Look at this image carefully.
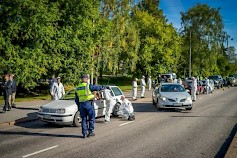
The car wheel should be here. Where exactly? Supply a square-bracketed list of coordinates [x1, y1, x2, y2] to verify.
[73, 111, 81, 127]
[112, 103, 120, 117]
[186, 106, 192, 110]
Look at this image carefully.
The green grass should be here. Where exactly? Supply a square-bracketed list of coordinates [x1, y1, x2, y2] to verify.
[0, 95, 51, 105]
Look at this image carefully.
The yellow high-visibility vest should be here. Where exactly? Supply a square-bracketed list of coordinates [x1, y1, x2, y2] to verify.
[76, 83, 94, 102]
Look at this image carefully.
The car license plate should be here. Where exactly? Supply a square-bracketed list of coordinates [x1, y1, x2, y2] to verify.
[43, 115, 51, 119]
[173, 103, 182, 106]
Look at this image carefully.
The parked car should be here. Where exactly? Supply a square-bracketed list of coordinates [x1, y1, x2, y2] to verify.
[38, 85, 124, 126]
[227, 77, 237, 86]
[201, 80, 214, 93]
[152, 83, 192, 110]
[197, 81, 205, 95]
[208, 75, 224, 89]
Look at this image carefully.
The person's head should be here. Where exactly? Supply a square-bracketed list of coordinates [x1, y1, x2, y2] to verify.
[9, 74, 14, 81]
[81, 74, 89, 83]
[134, 78, 138, 81]
[142, 75, 145, 79]
[57, 77, 61, 83]
[121, 95, 125, 101]
[4, 74, 9, 80]
[192, 77, 195, 80]
[52, 74, 55, 78]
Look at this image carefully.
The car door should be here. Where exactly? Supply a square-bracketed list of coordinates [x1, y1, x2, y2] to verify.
[93, 91, 106, 117]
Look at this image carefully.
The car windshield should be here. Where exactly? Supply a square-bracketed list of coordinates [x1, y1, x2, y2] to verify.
[160, 84, 185, 92]
[111, 87, 123, 96]
[60, 89, 76, 100]
[161, 75, 171, 79]
[208, 76, 219, 80]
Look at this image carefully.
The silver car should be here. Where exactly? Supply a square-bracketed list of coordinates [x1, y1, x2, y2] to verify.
[152, 83, 193, 110]
[38, 85, 124, 126]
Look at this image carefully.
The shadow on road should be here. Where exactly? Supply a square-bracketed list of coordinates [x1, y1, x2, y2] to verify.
[15, 107, 39, 110]
[215, 123, 237, 158]
[0, 130, 82, 138]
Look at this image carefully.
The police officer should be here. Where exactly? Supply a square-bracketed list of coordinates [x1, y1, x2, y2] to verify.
[75, 75, 104, 138]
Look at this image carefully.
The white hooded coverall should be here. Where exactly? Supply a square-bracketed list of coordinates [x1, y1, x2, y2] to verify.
[140, 78, 146, 97]
[103, 89, 115, 122]
[132, 80, 138, 100]
[50, 82, 65, 100]
[148, 77, 152, 91]
[120, 98, 134, 119]
[191, 79, 197, 101]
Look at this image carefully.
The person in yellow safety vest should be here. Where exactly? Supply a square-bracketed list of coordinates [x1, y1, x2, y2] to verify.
[75, 75, 105, 138]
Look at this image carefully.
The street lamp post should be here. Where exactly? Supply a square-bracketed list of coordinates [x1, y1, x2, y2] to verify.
[189, 30, 192, 78]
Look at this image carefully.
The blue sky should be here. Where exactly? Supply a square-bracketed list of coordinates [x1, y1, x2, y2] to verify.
[159, 0, 237, 52]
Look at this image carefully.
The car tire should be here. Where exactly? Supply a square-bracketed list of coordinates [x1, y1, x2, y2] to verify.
[186, 107, 192, 110]
[73, 111, 81, 127]
[112, 103, 120, 117]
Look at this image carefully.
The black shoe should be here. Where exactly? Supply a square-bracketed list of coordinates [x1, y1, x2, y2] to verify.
[192, 100, 196, 102]
[12, 104, 16, 108]
[2, 109, 6, 113]
[87, 132, 95, 137]
[7, 107, 11, 111]
[141, 97, 145, 98]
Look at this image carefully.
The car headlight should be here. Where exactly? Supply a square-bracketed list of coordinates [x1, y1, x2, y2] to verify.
[186, 97, 192, 101]
[160, 96, 167, 101]
[56, 109, 66, 114]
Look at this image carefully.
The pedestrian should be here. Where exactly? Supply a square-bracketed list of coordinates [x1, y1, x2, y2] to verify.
[132, 78, 138, 100]
[178, 78, 182, 85]
[140, 75, 146, 98]
[50, 77, 65, 100]
[147, 76, 152, 91]
[205, 78, 210, 94]
[103, 87, 115, 123]
[75, 74, 105, 138]
[9, 74, 17, 108]
[1, 74, 11, 112]
[119, 96, 135, 121]
[49, 74, 57, 99]
[191, 77, 197, 101]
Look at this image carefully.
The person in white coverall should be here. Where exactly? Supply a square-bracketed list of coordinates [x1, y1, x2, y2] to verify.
[132, 78, 138, 100]
[120, 96, 135, 121]
[103, 88, 116, 123]
[50, 77, 65, 100]
[205, 78, 210, 94]
[191, 77, 197, 101]
[147, 76, 152, 91]
[140, 76, 146, 98]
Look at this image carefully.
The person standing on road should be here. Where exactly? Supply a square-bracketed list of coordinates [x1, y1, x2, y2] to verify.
[103, 88, 115, 123]
[132, 78, 138, 100]
[140, 75, 146, 98]
[205, 78, 210, 94]
[119, 96, 135, 121]
[147, 76, 152, 91]
[9, 74, 17, 108]
[50, 77, 65, 100]
[191, 77, 197, 101]
[1, 74, 11, 112]
[49, 74, 57, 99]
[75, 75, 105, 138]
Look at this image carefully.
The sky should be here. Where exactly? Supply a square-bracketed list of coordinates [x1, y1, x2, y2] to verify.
[159, 0, 237, 53]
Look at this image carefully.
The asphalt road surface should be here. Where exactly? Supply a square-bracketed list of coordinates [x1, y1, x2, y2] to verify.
[0, 88, 237, 158]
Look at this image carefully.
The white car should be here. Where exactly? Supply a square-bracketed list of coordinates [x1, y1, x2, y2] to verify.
[152, 83, 193, 110]
[38, 85, 124, 126]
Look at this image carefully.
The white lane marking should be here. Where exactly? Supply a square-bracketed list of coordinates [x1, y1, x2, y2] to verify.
[22, 145, 58, 158]
[119, 121, 134, 127]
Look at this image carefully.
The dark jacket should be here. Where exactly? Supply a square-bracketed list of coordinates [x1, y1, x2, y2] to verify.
[1, 80, 12, 96]
[10, 79, 17, 93]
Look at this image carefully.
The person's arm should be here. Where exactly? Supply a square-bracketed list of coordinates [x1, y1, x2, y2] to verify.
[89, 84, 104, 92]
[75, 92, 80, 106]
[62, 84, 65, 95]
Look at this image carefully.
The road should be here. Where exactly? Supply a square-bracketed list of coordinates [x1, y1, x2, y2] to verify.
[0, 88, 237, 158]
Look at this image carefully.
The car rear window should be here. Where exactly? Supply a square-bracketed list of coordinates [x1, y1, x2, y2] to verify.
[111, 87, 123, 96]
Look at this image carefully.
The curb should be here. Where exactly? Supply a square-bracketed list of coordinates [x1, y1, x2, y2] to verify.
[0, 117, 38, 128]
[225, 132, 237, 158]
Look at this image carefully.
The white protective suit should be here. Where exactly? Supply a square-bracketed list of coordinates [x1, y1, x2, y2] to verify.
[120, 98, 134, 119]
[147, 77, 152, 91]
[132, 80, 138, 100]
[191, 78, 197, 101]
[206, 79, 210, 94]
[50, 82, 65, 100]
[140, 77, 146, 98]
[103, 89, 115, 122]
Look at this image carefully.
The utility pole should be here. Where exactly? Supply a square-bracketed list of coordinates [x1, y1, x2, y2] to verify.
[189, 30, 192, 78]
